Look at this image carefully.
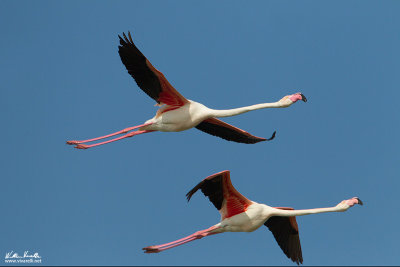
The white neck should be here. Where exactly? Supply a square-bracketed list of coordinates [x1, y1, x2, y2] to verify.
[269, 205, 346, 217]
[209, 102, 283, 118]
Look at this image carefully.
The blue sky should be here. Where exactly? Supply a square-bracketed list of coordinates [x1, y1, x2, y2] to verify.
[1, 0, 399, 265]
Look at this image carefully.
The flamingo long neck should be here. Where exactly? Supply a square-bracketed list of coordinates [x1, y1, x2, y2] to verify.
[209, 102, 282, 118]
[272, 206, 344, 217]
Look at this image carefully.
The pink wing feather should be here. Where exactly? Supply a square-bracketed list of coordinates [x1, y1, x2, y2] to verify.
[186, 170, 253, 220]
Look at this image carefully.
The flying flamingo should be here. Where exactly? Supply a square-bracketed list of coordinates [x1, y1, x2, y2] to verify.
[142, 170, 363, 265]
[66, 32, 307, 149]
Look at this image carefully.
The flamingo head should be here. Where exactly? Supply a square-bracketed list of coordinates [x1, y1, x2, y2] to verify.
[289, 92, 307, 103]
[336, 197, 363, 211]
[279, 92, 307, 107]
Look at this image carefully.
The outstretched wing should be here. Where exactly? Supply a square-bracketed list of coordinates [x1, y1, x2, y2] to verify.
[264, 208, 303, 265]
[118, 32, 188, 106]
[186, 170, 253, 220]
[195, 118, 275, 144]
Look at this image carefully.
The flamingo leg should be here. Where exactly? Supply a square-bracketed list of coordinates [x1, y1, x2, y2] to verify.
[74, 130, 155, 149]
[144, 236, 199, 253]
[143, 226, 220, 253]
[66, 123, 153, 145]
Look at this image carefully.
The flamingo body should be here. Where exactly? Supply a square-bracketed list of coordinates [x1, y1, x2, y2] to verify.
[143, 170, 363, 265]
[66, 32, 305, 149]
[141, 100, 211, 132]
[216, 202, 273, 232]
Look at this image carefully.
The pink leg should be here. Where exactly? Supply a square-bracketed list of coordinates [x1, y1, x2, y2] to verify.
[143, 226, 220, 253]
[66, 123, 153, 145]
[144, 236, 199, 253]
[75, 130, 155, 149]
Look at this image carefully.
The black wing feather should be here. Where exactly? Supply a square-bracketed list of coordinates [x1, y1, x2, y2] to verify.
[118, 32, 162, 103]
[186, 174, 224, 210]
[195, 120, 275, 144]
[265, 216, 303, 265]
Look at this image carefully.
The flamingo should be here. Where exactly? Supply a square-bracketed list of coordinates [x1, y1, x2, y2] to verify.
[66, 32, 307, 149]
[142, 170, 363, 265]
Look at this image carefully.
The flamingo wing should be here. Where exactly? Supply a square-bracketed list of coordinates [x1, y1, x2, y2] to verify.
[195, 118, 275, 144]
[264, 207, 303, 265]
[118, 32, 188, 106]
[186, 170, 253, 220]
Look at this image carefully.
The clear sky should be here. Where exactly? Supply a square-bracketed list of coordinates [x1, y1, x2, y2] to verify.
[1, 0, 399, 266]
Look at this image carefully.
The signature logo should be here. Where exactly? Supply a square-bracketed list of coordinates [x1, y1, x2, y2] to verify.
[4, 251, 42, 264]
[5, 251, 41, 259]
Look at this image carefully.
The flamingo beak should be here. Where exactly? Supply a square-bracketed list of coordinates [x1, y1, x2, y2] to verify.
[300, 93, 307, 103]
[355, 197, 363, 206]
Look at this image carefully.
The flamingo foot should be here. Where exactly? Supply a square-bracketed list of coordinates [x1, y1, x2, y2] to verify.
[66, 140, 79, 145]
[142, 246, 161, 253]
[75, 144, 90, 149]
